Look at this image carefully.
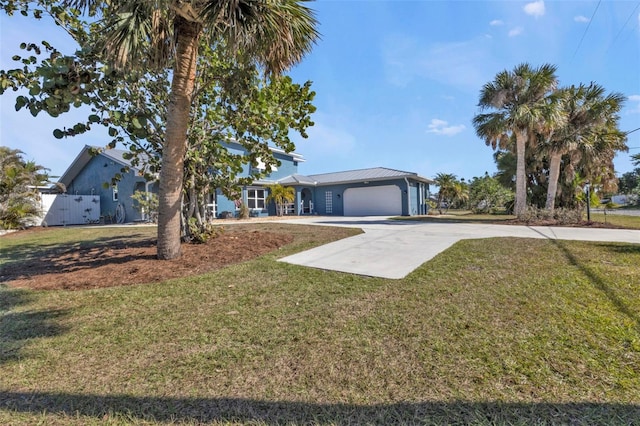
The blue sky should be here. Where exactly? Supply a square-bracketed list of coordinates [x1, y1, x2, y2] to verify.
[1, 0, 639, 181]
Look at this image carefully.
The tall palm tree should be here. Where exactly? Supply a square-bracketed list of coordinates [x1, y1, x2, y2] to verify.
[540, 83, 626, 210]
[63, 0, 319, 259]
[473, 63, 559, 217]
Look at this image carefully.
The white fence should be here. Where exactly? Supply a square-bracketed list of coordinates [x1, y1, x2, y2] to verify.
[40, 194, 101, 226]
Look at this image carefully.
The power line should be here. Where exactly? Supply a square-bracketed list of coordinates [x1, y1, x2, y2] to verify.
[606, 1, 640, 53]
[571, 0, 602, 61]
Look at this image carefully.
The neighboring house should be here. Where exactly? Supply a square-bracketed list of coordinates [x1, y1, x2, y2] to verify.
[55, 144, 432, 223]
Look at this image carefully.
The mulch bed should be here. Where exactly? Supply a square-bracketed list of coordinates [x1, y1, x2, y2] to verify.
[2, 229, 292, 291]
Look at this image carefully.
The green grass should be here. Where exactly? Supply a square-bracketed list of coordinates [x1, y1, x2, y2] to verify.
[396, 209, 640, 229]
[1, 225, 640, 425]
[589, 213, 640, 229]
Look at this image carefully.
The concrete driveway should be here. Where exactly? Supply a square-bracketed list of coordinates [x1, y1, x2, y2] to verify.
[277, 216, 640, 279]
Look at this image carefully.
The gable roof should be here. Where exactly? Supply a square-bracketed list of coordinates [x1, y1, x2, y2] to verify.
[57, 145, 148, 188]
[307, 167, 434, 186]
[276, 173, 318, 185]
[59, 143, 305, 188]
[276, 167, 433, 186]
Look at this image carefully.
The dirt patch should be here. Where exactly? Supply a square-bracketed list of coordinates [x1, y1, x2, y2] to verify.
[2, 229, 293, 291]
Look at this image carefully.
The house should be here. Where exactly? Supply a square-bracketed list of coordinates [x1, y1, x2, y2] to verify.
[55, 144, 432, 223]
[276, 168, 432, 216]
[56, 146, 158, 223]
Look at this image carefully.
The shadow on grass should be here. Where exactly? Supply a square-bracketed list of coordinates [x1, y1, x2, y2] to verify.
[0, 286, 70, 364]
[0, 234, 155, 283]
[0, 392, 638, 424]
[527, 231, 640, 332]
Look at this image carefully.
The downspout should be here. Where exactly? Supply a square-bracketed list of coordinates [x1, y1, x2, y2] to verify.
[404, 177, 411, 216]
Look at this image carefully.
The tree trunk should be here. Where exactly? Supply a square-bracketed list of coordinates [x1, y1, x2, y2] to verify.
[514, 130, 528, 217]
[157, 16, 202, 260]
[545, 152, 562, 211]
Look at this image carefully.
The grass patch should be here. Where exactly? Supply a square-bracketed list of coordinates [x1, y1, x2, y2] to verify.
[396, 209, 640, 229]
[589, 213, 640, 229]
[1, 225, 639, 424]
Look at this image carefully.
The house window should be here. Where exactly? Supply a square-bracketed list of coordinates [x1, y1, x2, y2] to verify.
[112, 184, 118, 202]
[247, 188, 265, 209]
[325, 191, 333, 214]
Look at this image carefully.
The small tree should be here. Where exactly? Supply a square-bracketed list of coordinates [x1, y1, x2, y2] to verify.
[131, 190, 159, 223]
[468, 173, 514, 214]
[434, 173, 467, 214]
[266, 184, 295, 216]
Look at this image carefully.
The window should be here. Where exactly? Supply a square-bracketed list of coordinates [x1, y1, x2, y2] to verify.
[325, 191, 333, 214]
[206, 193, 217, 220]
[247, 188, 265, 209]
[112, 184, 118, 202]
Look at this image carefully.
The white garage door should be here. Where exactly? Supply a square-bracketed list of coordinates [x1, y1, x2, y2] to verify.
[344, 185, 402, 216]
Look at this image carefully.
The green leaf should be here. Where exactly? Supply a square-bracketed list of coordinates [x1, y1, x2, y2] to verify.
[53, 129, 64, 139]
[108, 127, 118, 137]
[88, 114, 100, 123]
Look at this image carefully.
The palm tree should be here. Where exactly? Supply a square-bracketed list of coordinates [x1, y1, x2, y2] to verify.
[451, 180, 469, 209]
[540, 83, 626, 210]
[0, 147, 50, 229]
[433, 173, 457, 213]
[266, 184, 295, 216]
[473, 63, 559, 217]
[63, 0, 319, 259]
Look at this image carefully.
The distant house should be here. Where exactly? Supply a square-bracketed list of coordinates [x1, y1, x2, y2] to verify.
[55, 144, 432, 223]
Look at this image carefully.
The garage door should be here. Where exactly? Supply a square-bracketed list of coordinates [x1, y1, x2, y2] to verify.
[344, 185, 402, 216]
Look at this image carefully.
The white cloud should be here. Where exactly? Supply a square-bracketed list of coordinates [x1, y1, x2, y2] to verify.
[490, 19, 504, 26]
[574, 15, 589, 23]
[524, 0, 545, 18]
[508, 27, 524, 37]
[426, 119, 466, 136]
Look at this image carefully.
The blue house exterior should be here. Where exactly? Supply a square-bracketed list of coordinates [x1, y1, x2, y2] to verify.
[277, 168, 432, 217]
[58, 145, 432, 223]
[58, 146, 158, 223]
[213, 142, 305, 218]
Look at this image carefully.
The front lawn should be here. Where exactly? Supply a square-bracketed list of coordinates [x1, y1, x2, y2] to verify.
[1, 224, 639, 425]
[401, 209, 640, 229]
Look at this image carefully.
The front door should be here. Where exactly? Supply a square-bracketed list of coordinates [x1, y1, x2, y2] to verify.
[301, 188, 313, 214]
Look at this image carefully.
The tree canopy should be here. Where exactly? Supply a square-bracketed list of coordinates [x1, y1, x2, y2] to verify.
[475, 63, 627, 214]
[1, 0, 319, 257]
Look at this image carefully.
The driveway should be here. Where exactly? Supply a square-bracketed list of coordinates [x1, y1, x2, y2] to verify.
[277, 216, 640, 279]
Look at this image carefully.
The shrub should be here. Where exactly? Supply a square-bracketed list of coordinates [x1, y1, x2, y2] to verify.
[187, 218, 223, 244]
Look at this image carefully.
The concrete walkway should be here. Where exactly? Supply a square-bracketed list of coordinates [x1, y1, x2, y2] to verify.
[277, 217, 640, 279]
